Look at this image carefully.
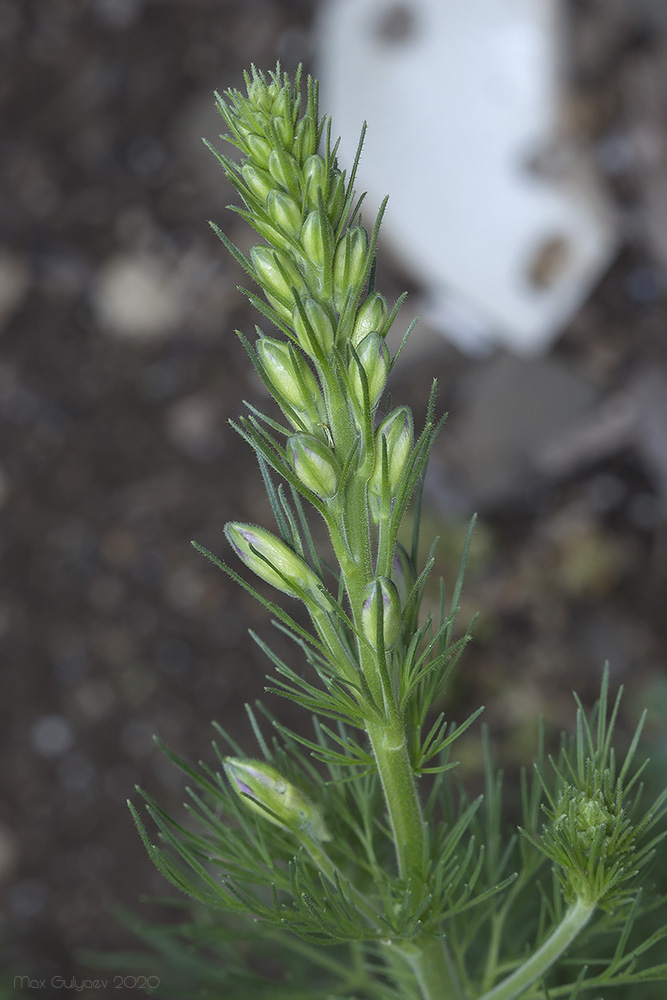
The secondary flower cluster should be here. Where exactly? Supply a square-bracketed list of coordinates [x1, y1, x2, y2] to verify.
[213, 67, 419, 649]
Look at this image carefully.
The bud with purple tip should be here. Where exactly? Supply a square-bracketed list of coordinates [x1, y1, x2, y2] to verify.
[224, 757, 331, 842]
[361, 576, 401, 649]
[225, 522, 330, 610]
[287, 433, 340, 499]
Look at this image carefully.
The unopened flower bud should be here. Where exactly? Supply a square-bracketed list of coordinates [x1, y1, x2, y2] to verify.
[271, 87, 290, 120]
[293, 298, 335, 356]
[369, 407, 414, 503]
[352, 293, 389, 346]
[245, 133, 272, 169]
[267, 190, 302, 238]
[294, 117, 317, 161]
[225, 522, 330, 609]
[287, 433, 339, 498]
[333, 226, 368, 311]
[242, 163, 274, 204]
[268, 147, 300, 198]
[224, 757, 331, 842]
[303, 154, 327, 211]
[348, 332, 390, 409]
[361, 576, 401, 649]
[392, 542, 415, 607]
[247, 73, 273, 112]
[301, 211, 327, 270]
[250, 246, 305, 309]
[273, 114, 293, 149]
[255, 337, 321, 414]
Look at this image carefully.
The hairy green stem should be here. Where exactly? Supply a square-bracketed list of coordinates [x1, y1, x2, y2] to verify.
[366, 719, 424, 878]
[478, 897, 595, 1000]
[366, 718, 463, 999]
[395, 936, 465, 1000]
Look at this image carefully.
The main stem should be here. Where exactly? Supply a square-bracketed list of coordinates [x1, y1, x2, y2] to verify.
[327, 367, 463, 1000]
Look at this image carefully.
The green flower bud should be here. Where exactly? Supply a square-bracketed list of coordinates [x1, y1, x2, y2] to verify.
[250, 245, 305, 309]
[294, 116, 317, 162]
[225, 522, 330, 609]
[303, 154, 327, 211]
[301, 211, 327, 270]
[245, 133, 272, 169]
[271, 87, 290, 120]
[555, 789, 617, 857]
[327, 169, 345, 226]
[293, 298, 335, 356]
[392, 542, 415, 607]
[348, 332, 390, 409]
[224, 757, 331, 842]
[273, 114, 293, 149]
[247, 73, 273, 112]
[361, 576, 401, 649]
[242, 163, 274, 204]
[369, 407, 414, 503]
[287, 432, 340, 498]
[267, 190, 302, 238]
[333, 226, 368, 311]
[255, 337, 321, 415]
[352, 292, 389, 345]
[268, 147, 300, 198]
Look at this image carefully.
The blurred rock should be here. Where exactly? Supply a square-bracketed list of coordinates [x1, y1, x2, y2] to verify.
[29, 715, 75, 759]
[164, 391, 225, 461]
[450, 355, 597, 503]
[91, 254, 184, 340]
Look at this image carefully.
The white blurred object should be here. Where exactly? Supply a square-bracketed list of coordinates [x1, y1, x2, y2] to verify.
[317, 0, 618, 354]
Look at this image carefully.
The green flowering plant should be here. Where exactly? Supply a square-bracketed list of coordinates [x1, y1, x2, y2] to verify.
[128, 66, 667, 999]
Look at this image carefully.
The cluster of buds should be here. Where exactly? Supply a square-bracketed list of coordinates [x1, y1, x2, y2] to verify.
[214, 66, 396, 420]
[214, 67, 423, 653]
[535, 772, 639, 910]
